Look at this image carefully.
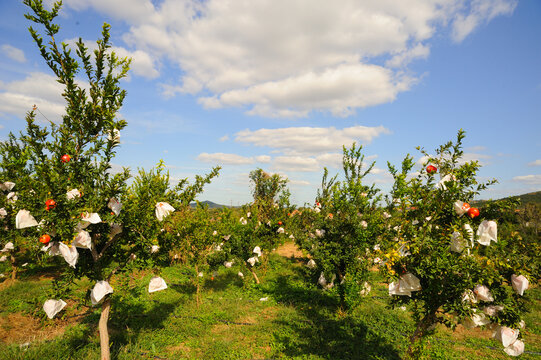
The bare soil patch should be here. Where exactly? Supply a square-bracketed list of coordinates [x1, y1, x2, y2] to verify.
[0, 313, 71, 345]
[0, 278, 16, 291]
[0, 297, 88, 345]
[274, 242, 306, 258]
[444, 323, 494, 341]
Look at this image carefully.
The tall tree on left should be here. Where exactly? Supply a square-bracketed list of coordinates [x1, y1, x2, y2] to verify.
[1, 1, 132, 358]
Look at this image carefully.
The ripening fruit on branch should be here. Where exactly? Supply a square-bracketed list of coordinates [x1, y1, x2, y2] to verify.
[61, 154, 71, 163]
[39, 234, 51, 244]
[45, 199, 56, 211]
[468, 207, 480, 219]
[426, 165, 437, 174]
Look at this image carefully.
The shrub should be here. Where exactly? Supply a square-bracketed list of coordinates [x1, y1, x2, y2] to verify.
[383, 130, 530, 357]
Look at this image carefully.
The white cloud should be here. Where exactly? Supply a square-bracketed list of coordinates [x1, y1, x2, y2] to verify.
[512, 174, 541, 185]
[63, 0, 157, 23]
[367, 170, 395, 184]
[2, 44, 26, 63]
[196, 152, 272, 165]
[272, 156, 320, 172]
[315, 153, 343, 169]
[528, 159, 541, 167]
[219, 135, 229, 142]
[416, 152, 491, 166]
[198, 64, 414, 118]
[255, 155, 271, 163]
[386, 43, 430, 68]
[417, 155, 432, 166]
[235, 125, 390, 156]
[270, 153, 379, 173]
[65, 38, 160, 79]
[408, 171, 422, 179]
[197, 152, 254, 165]
[0, 72, 65, 121]
[459, 152, 492, 165]
[370, 167, 386, 175]
[231, 125, 385, 173]
[68, 0, 517, 118]
[451, 0, 517, 42]
[110, 47, 160, 79]
[107, 163, 133, 176]
[289, 179, 311, 186]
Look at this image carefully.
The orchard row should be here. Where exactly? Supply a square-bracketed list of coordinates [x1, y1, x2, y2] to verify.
[0, 1, 537, 358]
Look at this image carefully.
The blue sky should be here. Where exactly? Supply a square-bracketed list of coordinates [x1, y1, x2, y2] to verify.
[1, 0, 540, 206]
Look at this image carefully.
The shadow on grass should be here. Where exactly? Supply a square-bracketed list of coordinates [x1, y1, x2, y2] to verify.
[56, 282, 187, 360]
[111, 303, 178, 359]
[15, 260, 64, 282]
[165, 266, 244, 295]
[168, 281, 197, 295]
[203, 271, 244, 292]
[265, 271, 402, 360]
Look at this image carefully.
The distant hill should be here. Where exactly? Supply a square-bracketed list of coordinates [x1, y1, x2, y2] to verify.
[189, 200, 229, 209]
[190, 192, 541, 210]
[473, 190, 541, 208]
[513, 191, 541, 206]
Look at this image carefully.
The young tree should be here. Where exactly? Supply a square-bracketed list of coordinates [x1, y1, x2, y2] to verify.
[383, 130, 530, 357]
[0, 135, 33, 281]
[122, 162, 220, 306]
[122, 161, 220, 265]
[4, 1, 132, 358]
[514, 203, 541, 278]
[481, 199, 541, 284]
[210, 205, 287, 285]
[249, 168, 291, 221]
[292, 143, 384, 309]
[207, 170, 291, 285]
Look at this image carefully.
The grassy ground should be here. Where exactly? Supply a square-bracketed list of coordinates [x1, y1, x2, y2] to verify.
[0, 249, 539, 359]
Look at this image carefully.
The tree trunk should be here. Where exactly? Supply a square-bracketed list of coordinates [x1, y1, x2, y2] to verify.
[406, 310, 437, 359]
[99, 297, 112, 360]
[338, 284, 346, 310]
[250, 268, 260, 284]
[337, 270, 345, 309]
[10, 255, 16, 281]
[195, 265, 201, 307]
[196, 280, 201, 307]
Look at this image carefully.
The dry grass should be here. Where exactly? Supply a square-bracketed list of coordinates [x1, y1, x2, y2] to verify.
[0, 313, 73, 345]
[274, 241, 306, 258]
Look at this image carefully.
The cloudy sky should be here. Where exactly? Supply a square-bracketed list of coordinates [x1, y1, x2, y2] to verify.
[0, 0, 539, 206]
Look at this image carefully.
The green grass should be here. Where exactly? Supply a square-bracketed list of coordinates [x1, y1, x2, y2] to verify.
[0, 254, 539, 359]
